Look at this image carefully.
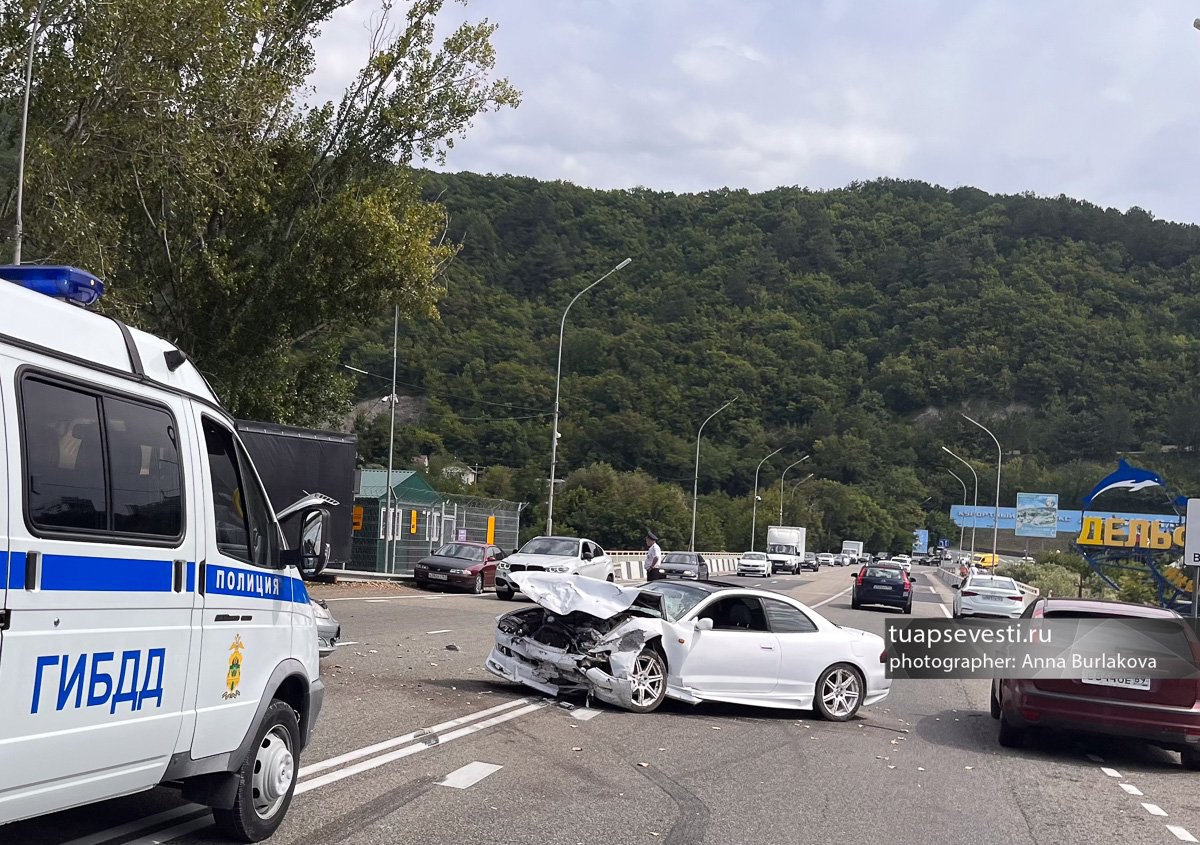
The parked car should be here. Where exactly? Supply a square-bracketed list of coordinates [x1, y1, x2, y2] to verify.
[851, 563, 913, 613]
[802, 552, 819, 572]
[651, 551, 710, 581]
[737, 551, 771, 577]
[485, 573, 891, 718]
[951, 574, 1025, 619]
[991, 597, 1200, 768]
[816, 553, 836, 568]
[415, 541, 506, 594]
[495, 536, 615, 600]
[312, 598, 340, 658]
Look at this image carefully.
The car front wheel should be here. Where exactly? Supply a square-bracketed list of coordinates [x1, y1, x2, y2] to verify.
[212, 699, 300, 842]
[472, 574, 484, 594]
[997, 709, 1026, 748]
[626, 647, 668, 714]
[496, 585, 514, 601]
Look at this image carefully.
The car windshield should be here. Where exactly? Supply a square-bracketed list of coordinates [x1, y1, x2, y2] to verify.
[969, 576, 1018, 591]
[640, 581, 708, 622]
[434, 543, 484, 562]
[768, 544, 795, 554]
[662, 553, 696, 565]
[742, 552, 766, 560]
[519, 537, 579, 556]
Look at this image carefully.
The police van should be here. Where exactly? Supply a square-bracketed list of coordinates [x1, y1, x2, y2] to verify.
[0, 266, 330, 841]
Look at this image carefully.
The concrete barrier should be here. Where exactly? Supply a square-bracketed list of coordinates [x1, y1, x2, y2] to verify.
[608, 550, 741, 582]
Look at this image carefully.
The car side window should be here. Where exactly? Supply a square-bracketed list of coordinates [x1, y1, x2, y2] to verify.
[763, 599, 818, 634]
[203, 417, 275, 567]
[594, 544, 606, 557]
[699, 597, 770, 631]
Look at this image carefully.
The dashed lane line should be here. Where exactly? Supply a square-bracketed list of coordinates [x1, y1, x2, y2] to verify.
[812, 588, 850, 609]
[1119, 783, 1144, 796]
[1100, 767, 1122, 778]
[1168, 826, 1199, 843]
[1092, 760, 1194, 842]
[1142, 803, 1168, 817]
[437, 761, 503, 789]
[938, 604, 952, 618]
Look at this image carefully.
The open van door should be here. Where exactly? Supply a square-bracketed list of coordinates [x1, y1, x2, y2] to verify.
[0, 376, 9, 645]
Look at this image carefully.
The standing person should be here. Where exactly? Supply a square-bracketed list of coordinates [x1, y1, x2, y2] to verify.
[645, 530, 662, 580]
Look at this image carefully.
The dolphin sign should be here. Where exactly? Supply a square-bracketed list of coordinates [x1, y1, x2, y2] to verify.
[1082, 459, 1166, 508]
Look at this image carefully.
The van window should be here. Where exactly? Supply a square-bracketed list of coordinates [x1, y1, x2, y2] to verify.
[203, 417, 274, 566]
[22, 377, 183, 539]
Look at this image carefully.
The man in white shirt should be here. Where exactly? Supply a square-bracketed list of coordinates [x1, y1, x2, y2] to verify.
[645, 530, 662, 579]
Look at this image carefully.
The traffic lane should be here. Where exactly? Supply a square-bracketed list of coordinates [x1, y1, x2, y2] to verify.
[818, 591, 1192, 843]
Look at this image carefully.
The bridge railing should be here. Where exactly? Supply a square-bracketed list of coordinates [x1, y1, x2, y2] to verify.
[607, 551, 742, 581]
[936, 560, 1040, 603]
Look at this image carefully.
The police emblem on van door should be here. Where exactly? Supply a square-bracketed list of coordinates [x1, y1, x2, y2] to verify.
[223, 635, 244, 700]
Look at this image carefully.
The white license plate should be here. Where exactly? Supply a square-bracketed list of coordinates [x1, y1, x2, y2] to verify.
[1081, 673, 1151, 691]
[428, 573, 448, 581]
[876, 585, 895, 590]
[981, 595, 1004, 602]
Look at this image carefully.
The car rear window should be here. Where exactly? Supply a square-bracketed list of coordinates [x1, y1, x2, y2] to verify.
[866, 567, 902, 579]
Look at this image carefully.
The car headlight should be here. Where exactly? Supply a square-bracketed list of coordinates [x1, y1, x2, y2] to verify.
[450, 568, 468, 575]
[548, 565, 570, 573]
[497, 562, 510, 570]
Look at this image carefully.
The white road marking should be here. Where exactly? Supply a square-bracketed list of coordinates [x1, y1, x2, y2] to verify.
[1086, 753, 1104, 762]
[426, 629, 452, 634]
[438, 761, 503, 789]
[324, 594, 446, 602]
[364, 599, 391, 603]
[813, 588, 850, 608]
[571, 708, 602, 721]
[299, 697, 531, 777]
[927, 586, 937, 594]
[296, 702, 543, 794]
[938, 604, 952, 618]
[57, 807, 201, 845]
[1101, 767, 1123, 778]
[336, 641, 359, 648]
[1119, 783, 1144, 796]
[1143, 803, 1168, 817]
[1168, 826, 1199, 842]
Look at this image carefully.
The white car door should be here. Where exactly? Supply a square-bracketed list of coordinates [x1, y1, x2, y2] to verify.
[592, 543, 612, 580]
[677, 596, 780, 695]
[761, 597, 828, 704]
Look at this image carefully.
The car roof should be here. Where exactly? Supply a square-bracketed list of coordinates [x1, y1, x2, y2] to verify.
[1038, 597, 1179, 618]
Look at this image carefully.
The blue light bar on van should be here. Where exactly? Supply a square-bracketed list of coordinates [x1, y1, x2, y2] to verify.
[0, 264, 105, 306]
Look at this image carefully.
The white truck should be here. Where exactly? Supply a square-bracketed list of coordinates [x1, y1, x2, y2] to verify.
[766, 526, 806, 574]
[841, 540, 864, 566]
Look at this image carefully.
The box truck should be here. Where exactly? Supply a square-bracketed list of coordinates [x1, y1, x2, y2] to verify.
[766, 526, 806, 574]
[841, 540, 864, 565]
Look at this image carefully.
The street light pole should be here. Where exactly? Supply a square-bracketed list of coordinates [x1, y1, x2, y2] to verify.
[691, 397, 738, 551]
[14, 0, 50, 264]
[942, 446, 979, 556]
[789, 473, 815, 504]
[749, 447, 784, 552]
[779, 455, 810, 524]
[963, 413, 1003, 564]
[946, 469, 968, 552]
[385, 305, 399, 573]
[546, 258, 632, 535]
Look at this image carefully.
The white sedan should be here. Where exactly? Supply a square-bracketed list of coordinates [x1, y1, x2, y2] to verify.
[485, 572, 891, 720]
[952, 574, 1027, 619]
[494, 536, 615, 600]
[737, 551, 771, 577]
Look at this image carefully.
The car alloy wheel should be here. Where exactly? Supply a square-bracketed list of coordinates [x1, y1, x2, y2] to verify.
[816, 664, 862, 721]
[473, 574, 484, 594]
[626, 648, 668, 713]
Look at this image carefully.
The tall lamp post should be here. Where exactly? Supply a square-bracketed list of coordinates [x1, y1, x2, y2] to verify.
[749, 447, 784, 552]
[962, 413, 1003, 565]
[789, 473, 815, 504]
[942, 446, 979, 556]
[946, 468, 968, 552]
[691, 397, 738, 551]
[13, 0, 52, 264]
[779, 455, 810, 524]
[545, 258, 632, 535]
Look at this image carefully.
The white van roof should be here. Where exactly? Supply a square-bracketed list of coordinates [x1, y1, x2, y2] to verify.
[0, 274, 221, 406]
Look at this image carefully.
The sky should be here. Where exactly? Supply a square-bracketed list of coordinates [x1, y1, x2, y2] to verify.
[309, 0, 1200, 225]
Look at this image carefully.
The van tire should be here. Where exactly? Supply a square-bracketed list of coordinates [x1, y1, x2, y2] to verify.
[212, 699, 300, 842]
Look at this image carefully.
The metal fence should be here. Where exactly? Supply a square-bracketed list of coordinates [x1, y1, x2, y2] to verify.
[347, 492, 524, 576]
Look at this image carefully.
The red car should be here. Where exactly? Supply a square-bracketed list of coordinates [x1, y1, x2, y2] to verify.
[414, 541, 506, 594]
[990, 597, 1200, 769]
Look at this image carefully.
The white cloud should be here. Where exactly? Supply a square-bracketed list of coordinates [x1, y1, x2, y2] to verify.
[308, 0, 1200, 224]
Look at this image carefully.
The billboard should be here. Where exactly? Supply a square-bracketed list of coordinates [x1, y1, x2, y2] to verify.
[1015, 492, 1059, 539]
[912, 529, 929, 555]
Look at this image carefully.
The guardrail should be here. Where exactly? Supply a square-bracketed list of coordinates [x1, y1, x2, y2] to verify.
[936, 561, 1040, 603]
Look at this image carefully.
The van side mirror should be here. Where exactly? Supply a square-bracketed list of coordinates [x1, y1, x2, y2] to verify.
[694, 618, 714, 631]
[281, 507, 330, 579]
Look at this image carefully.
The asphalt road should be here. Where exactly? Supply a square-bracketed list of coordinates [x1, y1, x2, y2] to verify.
[8, 565, 1200, 845]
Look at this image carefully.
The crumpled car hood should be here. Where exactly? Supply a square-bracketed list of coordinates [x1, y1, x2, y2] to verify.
[509, 571, 657, 618]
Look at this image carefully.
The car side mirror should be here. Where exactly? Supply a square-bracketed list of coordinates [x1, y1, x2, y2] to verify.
[281, 507, 330, 579]
[851, 572, 858, 579]
[582, 551, 593, 561]
[694, 618, 714, 631]
[951, 583, 960, 590]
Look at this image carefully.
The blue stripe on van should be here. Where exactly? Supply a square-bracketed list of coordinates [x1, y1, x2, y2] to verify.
[0, 553, 307, 603]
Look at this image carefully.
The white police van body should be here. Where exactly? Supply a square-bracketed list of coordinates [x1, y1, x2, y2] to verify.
[0, 266, 329, 841]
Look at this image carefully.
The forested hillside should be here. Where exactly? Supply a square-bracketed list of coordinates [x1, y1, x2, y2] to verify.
[345, 174, 1200, 552]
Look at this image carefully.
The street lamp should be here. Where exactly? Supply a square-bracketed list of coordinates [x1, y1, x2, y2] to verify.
[546, 258, 632, 535]
[749, 447, 784, 552]
[962, 413, 1003, 565]
[13, 0, 54, 264]
[789, 473, 815, 504]
[691, 396, 738, 551]
[779, 455, 810, 524]
[946, 468, 967, 552]
[942, 446, 979, 555]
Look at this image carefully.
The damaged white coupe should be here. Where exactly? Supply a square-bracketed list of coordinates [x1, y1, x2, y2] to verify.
[485, 572, 891, 719]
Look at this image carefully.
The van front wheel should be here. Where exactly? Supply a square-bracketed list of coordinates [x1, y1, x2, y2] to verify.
[212, 699, 300, 842]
